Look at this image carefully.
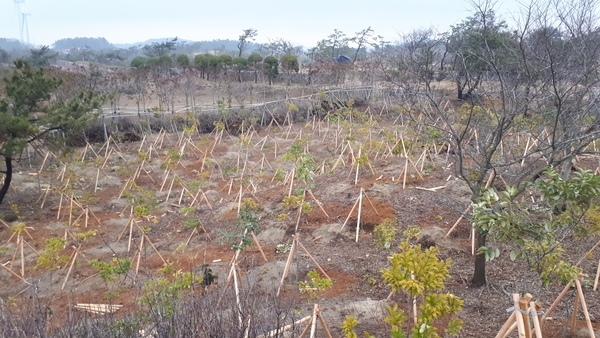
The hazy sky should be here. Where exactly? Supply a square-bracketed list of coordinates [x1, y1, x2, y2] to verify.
[0, 0, 523, 48]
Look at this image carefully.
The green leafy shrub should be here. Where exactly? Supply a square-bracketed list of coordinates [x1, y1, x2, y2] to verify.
[298, 270, 332, 298]
[472, 168, 600, 286]
[373, 218, 398, 249]
[344, 240, 463, 337]
[36, 238, 69, 270]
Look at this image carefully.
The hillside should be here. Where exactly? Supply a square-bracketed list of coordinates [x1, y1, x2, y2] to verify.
[1, 86, 600, 337]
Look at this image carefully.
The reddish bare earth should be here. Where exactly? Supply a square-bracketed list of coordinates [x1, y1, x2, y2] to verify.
[1, 106, 600, 337]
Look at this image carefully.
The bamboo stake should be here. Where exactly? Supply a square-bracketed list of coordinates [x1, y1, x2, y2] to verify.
[512, 294, 527, 338]
[128, 219, 133, 252]
[521, 137, 531, 166]
[288, 167, 295, 197]
[363, 191, 379, 215]
[61, 249, 79, 290]
[290, 203, 302, 236]
[57, 190, 65, 220]
[354, 146, 361, 185]
[165, 175, 176, 202]
[570, 291, 580, 333]
[340, 196, 360, 231]
[317, 313, 333, 338]
[228, 178, 234, 195]
[519, 293, 533, 338]
[20, 237, 24, 277]
[307, 189, 329, 218]
[118, 178, 131, 200]
[594, 258, 600, 291]
[309, 304, 318, 338]
[471, 225, 476, 256]
[574, 279, 595, 337]
[38, 151, 50, 174]
[576, 237, 600, 266]
[39, 184, 51, 209]
[135, 234, 143, 276]
[81, 144, 89, 162]
[101, 148, 113, 168]
[237, 185, 244, 214]
[160, 169, 170, 191]
[250, 231, 268, 262]
[529, 302, 543, 338]
[296, 239, 330, 280]
[257, 316, 311, 338]
[401, 136, 409, 189]
[139, 231, 167, 264]
[355, 189, 363, 242]
[277, 239, 297, 296]
[233, 264, 243, 328]
[543, 280, 574, 320]
[495, 312, 517, 338]
[299, 318, 312, 338]
[0, 262, 31, 284]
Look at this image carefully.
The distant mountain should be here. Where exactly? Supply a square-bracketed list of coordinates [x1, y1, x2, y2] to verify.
[114, 38, 260, 54]
[0, 38, 29, 51]
[113, 37, 192, 49]
[53, 37, 114, 51]
[2, 36, 261, 55]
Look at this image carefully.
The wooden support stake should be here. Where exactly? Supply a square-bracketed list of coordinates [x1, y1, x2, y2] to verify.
[529, 301, 543, 338]
[574, 278, 596, 338]
[288, 167, 295, 197]
[0, 261, 31, 284]
[340, 195, 360, 231]
[570, 290, 580, 333]
[250, 231, 268, 262]
[307, 189, 329, 218]
[519, 293, 533, 338]
[257, 316, 311, 338]
[233, 263, 243, 328]
[446, 204, 471, 238]
[309, 304, 318, 338]
[354, 146, 361, 185]
[317, 313, 333, 338]
[495, 312, 517, 338]
[61, 249, 79, 290]
[543, 280, 574, 320]
[20, 237, 24, 277]
[512, 294, 527, 338]
[594, 258, 600, 291]
[576, 237, 600, 266]
[135, 235, 143, 277]
[355, 189, 363, 242]
[277, 238, 297, 296]
[296, 239, 330, 280]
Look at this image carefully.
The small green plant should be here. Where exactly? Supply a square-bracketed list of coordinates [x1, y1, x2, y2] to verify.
[90, 258, 131, 283]
[282, 195, 312, 214]
[141, 270, 202, 317]
[344, 240, 463, 338]
[122, 182, 159, 218]
[273, 167, 286, 181]
[373, 218, 398, 249]
[36, 238, 69, 270]
[73, 230, 97, 242]
[298, 270, 332, 298]
[229, 198, 261, 251]
[158, 261, 174, 275]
